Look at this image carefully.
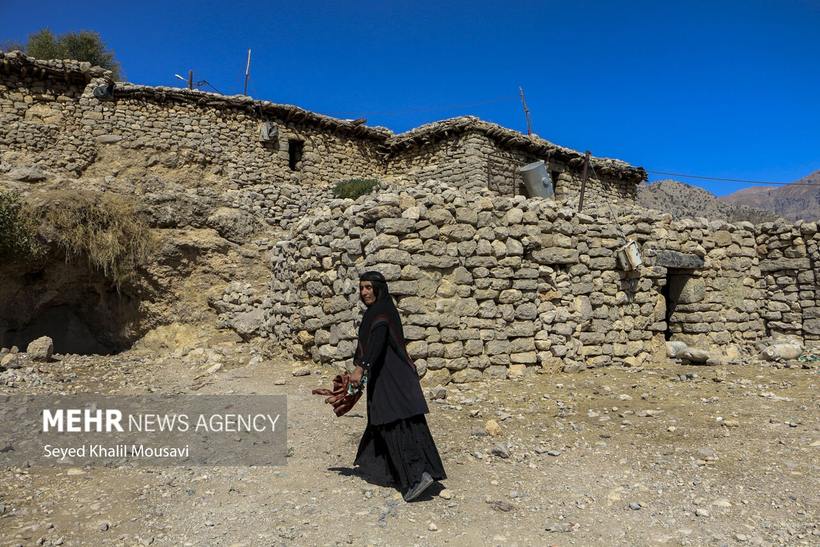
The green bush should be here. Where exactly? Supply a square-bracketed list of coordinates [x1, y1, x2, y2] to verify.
[332, 178, 379, 200]
[0, 189, 42, 259]
[13, 29, 122, 79]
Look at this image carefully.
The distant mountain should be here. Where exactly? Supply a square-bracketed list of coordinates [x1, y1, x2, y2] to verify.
[638, 179, 781, 224]
[719, 170, 820, 222]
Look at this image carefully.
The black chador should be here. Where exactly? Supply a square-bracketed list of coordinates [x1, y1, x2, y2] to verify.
[353, 271, 446, 499]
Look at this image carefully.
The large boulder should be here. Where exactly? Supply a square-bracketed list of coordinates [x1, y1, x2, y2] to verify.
[8, 166, 47, 182]
[26, 336, 54, 362]
[206, 207, 261, 243]
[1, 353, 22, 369]
[229, 308, 265, 340]
[680, 347, 710, 364]
[761, 342, 803, 361]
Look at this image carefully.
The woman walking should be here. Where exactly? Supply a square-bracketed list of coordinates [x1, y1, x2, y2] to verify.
[349, 270, 446, 501]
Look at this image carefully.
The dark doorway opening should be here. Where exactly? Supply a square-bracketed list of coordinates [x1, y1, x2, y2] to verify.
[662, 269, 692, 341]
[288, 139, 304, 170]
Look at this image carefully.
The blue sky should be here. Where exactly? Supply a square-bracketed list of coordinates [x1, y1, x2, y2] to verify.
[1, 0, 818, 196]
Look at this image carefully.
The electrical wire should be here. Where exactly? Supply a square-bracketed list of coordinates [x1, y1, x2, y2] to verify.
[646, 170, 820, 187]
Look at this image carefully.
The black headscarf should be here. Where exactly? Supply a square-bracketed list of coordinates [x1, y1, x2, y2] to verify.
[356, 271, 415, 369]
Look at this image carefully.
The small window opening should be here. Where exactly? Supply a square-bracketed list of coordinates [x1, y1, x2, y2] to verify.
[288, 139, 304, 170]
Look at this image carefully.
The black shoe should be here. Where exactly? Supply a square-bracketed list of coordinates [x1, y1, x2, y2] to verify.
[403, 472, 434, 502]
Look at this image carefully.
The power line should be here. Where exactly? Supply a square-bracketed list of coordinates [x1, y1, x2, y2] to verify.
[236, 83, 816, 188]
[646, 170, 818, 187]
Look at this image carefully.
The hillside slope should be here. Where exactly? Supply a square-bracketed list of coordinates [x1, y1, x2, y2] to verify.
[719, 170, 820, 221]
[638, 180, 780, 223]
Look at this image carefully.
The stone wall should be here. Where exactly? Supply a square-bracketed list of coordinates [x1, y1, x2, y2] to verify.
[653, 219, 765, 355]
[479, 134, 638, 204]
[0, 52, 645, 203]
[265, 179, 819, 382]
[385, 132, 487, 190]
[757, 222, 820, 342]
[0, 57, 386, 185]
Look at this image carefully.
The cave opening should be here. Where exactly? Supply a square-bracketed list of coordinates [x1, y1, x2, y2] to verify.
[0, 259, 142, 355]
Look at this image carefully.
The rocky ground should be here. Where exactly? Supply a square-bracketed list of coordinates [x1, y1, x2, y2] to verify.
[0, 342, 817, 547]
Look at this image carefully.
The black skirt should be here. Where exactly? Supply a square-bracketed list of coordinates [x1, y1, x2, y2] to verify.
[354, 414, 446, 492]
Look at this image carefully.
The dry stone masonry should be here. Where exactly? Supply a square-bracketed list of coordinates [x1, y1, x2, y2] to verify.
[267, 179, 820, 382]
[2, 51, 818, 380]
[0, 50, 643, 208]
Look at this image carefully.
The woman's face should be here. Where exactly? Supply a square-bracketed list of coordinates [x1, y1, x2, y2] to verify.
[359, 281, 376, 306]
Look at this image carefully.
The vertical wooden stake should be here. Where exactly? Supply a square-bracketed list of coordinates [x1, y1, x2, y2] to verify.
[187, 70, 193, 90]
[244, 49, 252, 96]
[578, 151, 590, 211]
[519, 86, 533, 136]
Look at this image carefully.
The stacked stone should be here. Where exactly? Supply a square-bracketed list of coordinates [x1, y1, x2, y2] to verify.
[756, 221, 818, 340]
[267, 180, 673, 382]
[1, 60, 385, 185]
[2, 55, 646, 207]
[386, 133, 488, 191]
[209, 281, 269, 340]
[227, 184, 335, 230]
[569, 206, 655, 368]
[659, 218, 765, 352]
[802, 222, 820, 342]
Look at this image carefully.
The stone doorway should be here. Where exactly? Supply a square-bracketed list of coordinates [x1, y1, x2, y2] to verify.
[662, 270, 695, 341]
[653, 250, 705, 342]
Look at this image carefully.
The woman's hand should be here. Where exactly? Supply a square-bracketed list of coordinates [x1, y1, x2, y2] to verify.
[349, 366, 364, 388]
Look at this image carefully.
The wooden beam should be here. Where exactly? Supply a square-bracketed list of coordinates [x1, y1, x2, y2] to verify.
[578, 151, 590, 212]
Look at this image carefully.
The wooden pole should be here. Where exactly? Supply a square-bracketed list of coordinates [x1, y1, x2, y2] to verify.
[578, 151, 590, 211]
[243, 49, 252, 96]
[187, 70, 193, 90]
[519, 86, 533, 136]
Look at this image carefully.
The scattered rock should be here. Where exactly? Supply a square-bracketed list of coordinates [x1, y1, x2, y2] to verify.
[666, 341, 688, 358]
[628, 502, 642, 510]
[205, 363, 223, 375]
[292, 367, 311, 377]
[490, 444, 510, 458]
[0, 353, 21, 369]
[486, 500, 515, 512]
[484, 419, 503, 437]
[429, 386, 447, 400]
[545, 521, 574, 533]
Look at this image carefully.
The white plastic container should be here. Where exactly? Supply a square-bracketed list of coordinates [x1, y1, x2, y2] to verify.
[617, 240, 643, 270]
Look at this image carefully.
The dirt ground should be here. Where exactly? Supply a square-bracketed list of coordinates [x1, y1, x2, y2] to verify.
[0, 346, 817, 547]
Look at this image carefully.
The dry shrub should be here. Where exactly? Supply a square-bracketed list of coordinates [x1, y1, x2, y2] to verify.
[29, 190, 154, 288]
[0, 189, 42, 259]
